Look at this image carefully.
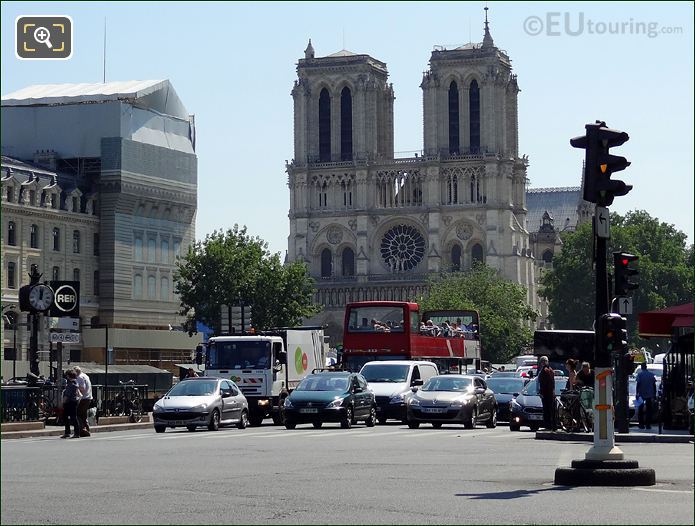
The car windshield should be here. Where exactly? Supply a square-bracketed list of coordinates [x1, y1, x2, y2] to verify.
[522, 378, 568, 396]
[296, 375, 350, 392]
[485, 377, 526, 394]
[422, 376, 472, 392]
[360, 364, 410, 383]
[167, 380, 218, 396]
[208, 340, 271, 369]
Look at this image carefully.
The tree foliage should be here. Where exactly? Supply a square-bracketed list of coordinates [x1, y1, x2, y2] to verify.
[540, 210, 693, 344]
[419, 264, 538, 364]
[174, 225, 319, 335]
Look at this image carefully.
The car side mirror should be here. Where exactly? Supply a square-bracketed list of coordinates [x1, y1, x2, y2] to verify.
[277, 350, 287, 365]
[513, 392, 519, 397]
[273, 360, 282, 372]
[221, 390, 231, 398]
[475, 388, 485, 395]
[412, 379, 423, 387]
[411, 387, 419, 393]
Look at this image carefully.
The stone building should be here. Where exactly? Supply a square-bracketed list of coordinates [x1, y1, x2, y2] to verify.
[1, 80, 201, 375]
[287, 16, 535, 342]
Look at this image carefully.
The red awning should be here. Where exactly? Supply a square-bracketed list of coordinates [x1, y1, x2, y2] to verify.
[638, 303, 694, 337]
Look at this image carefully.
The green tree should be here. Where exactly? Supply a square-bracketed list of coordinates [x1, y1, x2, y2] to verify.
[419, 264, 538, 363]
[540, 210, 693, 343]
[174, 225, 319, 335]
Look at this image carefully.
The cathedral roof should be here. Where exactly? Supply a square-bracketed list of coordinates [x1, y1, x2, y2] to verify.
[526, 187, 581, 233]
[326, 49, 359, 58]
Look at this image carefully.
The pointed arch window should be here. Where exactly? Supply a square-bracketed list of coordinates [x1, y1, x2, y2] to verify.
[320, 248, 332, 278]
[469, 80, 480, 153]
[451, 244, 462, 272]
[319, 88, 331, 162]
[471, 242, 484, 265]
[340, 87, 353, 161]
[342, 247, 355, 277]
[448, 81, 460, 155]
[542, 250, 553, 264]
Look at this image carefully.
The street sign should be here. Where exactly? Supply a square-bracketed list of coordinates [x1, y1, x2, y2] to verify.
[48, 281, 80, 317]
[617, 297, 633, 315]
[595, 206, 610, 238]
[49, 332, 80, 343]
[48, 317, 80, 330]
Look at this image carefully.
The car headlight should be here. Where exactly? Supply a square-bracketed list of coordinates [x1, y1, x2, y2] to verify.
[283, 398, 293, 408]
[511, 400, 521, 410]
[390, 392, 406, 404]
[190, 404, 208, 412]
[327, 398, 344, 408]
[408, 397, 420, 407]
[153, 404, 164, 413]
[450, 397, 469, 408]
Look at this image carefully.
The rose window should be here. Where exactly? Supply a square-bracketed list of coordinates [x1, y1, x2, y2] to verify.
[380, 224, 425, 272]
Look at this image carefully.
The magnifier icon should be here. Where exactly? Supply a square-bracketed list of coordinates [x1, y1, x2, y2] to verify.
[33, 26, 53, 49]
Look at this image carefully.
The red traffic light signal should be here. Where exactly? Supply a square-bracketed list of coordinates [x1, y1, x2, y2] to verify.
[614, 252, 639, 296]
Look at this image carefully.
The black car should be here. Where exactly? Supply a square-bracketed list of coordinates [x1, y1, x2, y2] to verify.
[484, 376, 528, 422]
[283, 371, 376, 429]
[509, 377, 567, 431]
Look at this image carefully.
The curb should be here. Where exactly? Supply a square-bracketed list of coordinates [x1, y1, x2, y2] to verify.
[1, 422, 152, 440]
[535, 431, 694, 444]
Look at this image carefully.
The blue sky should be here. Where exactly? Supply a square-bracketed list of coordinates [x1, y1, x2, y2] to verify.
[2, 1, 693, 255]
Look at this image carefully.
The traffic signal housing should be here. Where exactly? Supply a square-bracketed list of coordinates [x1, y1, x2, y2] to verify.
[596, 313, 628, 367]
[614, 252, 639, 296]
[571, 121, 632, 207]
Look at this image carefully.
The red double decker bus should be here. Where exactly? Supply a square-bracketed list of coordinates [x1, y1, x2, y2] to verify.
[341, 301, 482, 373]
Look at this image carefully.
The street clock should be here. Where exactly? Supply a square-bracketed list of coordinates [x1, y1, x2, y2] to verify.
[28, 284, 54, 312]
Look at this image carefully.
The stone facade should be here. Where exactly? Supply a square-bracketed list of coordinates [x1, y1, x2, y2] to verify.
[287, 21, 535, 343]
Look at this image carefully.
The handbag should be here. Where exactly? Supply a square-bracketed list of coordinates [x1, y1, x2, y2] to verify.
[634, 396, 644, 409]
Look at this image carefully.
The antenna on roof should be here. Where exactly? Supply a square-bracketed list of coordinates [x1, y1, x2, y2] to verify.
[342, 27, 345, 50]
[102, 17, 107, 83]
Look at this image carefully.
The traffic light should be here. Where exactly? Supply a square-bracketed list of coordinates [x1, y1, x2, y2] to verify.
[596, 313, 628, 367]
[614, 252, 639, 296]
[571, 121, 632, 207]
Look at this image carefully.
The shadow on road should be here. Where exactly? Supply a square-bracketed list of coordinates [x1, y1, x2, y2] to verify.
[455, 485, 574, 500]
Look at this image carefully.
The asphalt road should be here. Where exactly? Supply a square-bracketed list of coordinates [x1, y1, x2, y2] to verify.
[1, 421, 693, 525]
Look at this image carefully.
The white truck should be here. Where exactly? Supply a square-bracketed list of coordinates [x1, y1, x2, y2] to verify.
[201, 328, 325, 426]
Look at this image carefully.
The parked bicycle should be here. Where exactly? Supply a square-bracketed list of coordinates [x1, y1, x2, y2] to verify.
[113, 380, 143, 423]
[556, 387, 593, 433]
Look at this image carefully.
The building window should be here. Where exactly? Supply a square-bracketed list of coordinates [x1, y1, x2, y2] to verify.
[7, 186, 14, 202]
[469, 80, 480, 153]
[93, 233, 100, 256]
[51, 194, 57, 209]
[147, 238, 156, 263]
[160, 277, 169, 300]
[7, 262, 16, 289]
[161, 239, 169, 264]
[52, 266, 60, 281]
[448, 81, 460, 155]
[451, 244, 462, 272]
[73, 268, 80, 282]
[134, 236, 143, 261]
[93, 270, 99, 296]
[72, 196, 79, 213]
[320, 248, 332, 278]
[53, 227, 60, 251]
[29, 190, 36, 206]
[341, 247, 354, 277]
[173, 239, 181, 258]
[471, 243, 484, 265]
[542, 250, 553, 264]
[133, 274, 143, 298]
[147, 275, 156, 298]
[318, 88, 331, 162]
[7, 221, 16, 246]
[72, 230, 80, 253]
[30, 224, 39, 248]
[340, 87, 353, 161]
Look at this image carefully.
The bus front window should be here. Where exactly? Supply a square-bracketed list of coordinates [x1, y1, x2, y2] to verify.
[347, 306, 406, 334]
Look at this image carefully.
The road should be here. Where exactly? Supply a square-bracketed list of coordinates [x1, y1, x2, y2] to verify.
[1, 422, 693, 525]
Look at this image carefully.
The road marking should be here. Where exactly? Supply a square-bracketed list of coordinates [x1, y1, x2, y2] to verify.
[633, 487, 693, 494]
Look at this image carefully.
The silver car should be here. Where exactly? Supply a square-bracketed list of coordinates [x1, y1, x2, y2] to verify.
[153, 377, 248, 433]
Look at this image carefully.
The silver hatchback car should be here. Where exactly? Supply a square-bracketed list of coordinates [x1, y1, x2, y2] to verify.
[153, 377, 249, 433]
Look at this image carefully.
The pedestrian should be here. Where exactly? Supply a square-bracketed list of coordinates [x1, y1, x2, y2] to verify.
[576, 361, 594, 388]
[538, 356, 556, 431]
[61, 370, 81, 439]
[74, 366, 93, 437]
[636, 362, 657, 429]
[565, 359, 578, 390]
[186, 368, 199, 378]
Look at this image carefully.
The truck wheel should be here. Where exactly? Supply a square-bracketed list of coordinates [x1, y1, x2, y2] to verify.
[249, 414, 264, 427]
[509, 423, 520, 432]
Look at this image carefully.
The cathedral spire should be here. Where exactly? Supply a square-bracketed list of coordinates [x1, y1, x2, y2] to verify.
[482, 5, 495, 48]
[304, 38, 315, 59]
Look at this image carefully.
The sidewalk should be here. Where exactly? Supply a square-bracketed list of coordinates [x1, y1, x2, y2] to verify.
[1, 417, 153, 440]
[536, 426, 694, 444]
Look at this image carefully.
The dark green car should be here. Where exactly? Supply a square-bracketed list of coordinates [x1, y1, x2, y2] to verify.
[283, 371, 377, 429]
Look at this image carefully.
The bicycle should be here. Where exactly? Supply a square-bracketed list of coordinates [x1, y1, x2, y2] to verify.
[114, 380, 143, 423]
[26, 390, 54, 423]
[557, 387, 593, 432]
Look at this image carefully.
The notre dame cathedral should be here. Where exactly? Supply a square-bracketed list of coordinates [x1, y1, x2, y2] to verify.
[286, 14, 580, 342]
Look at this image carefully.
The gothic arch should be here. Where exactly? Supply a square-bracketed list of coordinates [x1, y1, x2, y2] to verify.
[340, 86, 353, 161]
[470, 240, 485, 265]
[448, 80, 460, 155]
[318, 87, 331, 162]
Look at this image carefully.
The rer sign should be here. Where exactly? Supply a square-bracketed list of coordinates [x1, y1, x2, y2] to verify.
[49, 281, 80, 317]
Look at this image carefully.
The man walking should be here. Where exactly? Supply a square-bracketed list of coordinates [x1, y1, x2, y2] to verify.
[636, 362, 657, 429]
[74, 366, 93, 437]
[538, 356, 556, 431]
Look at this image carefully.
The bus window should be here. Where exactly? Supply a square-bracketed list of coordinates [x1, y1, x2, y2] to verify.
[347, 305, 406, 333]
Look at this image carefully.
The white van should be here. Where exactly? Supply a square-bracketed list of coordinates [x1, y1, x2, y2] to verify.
[359, 361, 439, 424]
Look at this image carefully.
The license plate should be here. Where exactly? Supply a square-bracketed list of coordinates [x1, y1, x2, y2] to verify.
[172, 420, 189, 426]
[528, 414, 543, 420]
[422, 407, 446, 414]
[299, 408, 318, 414]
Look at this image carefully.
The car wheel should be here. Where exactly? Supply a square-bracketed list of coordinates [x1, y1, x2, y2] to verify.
[340, 406, 353, 429]
[207, 409, 220, 431]
[377, 417, 387, 425]
[154, 425, 166, 434]
[486, 407, 497, 428]
[464, 407, 477, 429]
[431, 423, 443, 429]
[529, 424, 540, 432]
[312, 421, 323, 429]
[186, 425, 197, 432]
[249, 414, 264, 427]
[237, 410, 248, 430]
[509, 423, 520, 432]
[407, 421, 420, 429]
[285, 419, 296, 430]
[365, 406, 377, 427]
